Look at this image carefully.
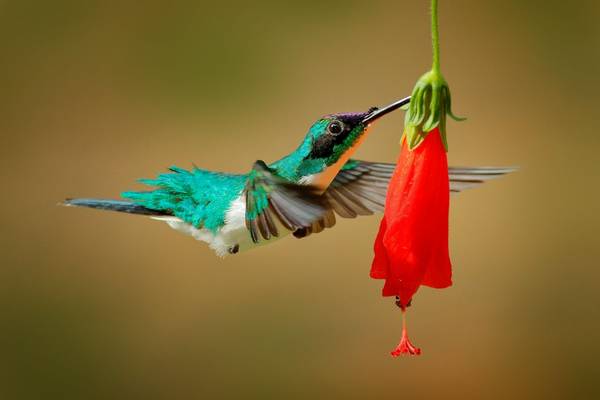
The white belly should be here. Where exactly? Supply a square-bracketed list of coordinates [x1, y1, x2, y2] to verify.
[152, 195, 289, 257]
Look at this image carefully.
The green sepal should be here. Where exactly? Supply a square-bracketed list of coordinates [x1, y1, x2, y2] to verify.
[403, 69, 465, 151]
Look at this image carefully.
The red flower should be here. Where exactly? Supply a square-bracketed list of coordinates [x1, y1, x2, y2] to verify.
[371, 127, 452, 306]
[368, 0, 463, 356]
[370, 127, 451, 356]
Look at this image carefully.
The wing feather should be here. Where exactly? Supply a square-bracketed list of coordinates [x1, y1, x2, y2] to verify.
[244, 160, 328, 244]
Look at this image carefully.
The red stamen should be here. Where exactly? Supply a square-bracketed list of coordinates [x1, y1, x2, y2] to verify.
[391, 309, 421, 357]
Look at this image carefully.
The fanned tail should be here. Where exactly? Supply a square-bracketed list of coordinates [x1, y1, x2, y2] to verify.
[62, 198, 168, 216]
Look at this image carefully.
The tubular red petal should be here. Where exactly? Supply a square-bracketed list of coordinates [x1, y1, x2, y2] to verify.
[370, 128, 452, 306]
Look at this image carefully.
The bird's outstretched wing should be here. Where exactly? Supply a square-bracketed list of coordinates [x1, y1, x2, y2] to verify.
[293, 160, 517, 238]
[244, 160, 328, 243]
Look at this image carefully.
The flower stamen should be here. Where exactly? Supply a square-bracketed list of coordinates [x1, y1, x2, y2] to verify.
[391, 307, 421, 357]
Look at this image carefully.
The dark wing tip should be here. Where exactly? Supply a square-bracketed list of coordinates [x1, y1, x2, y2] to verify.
[60, 198, 166, 216]
[449, 166, 519, 175]
[449, 166, 518, 192]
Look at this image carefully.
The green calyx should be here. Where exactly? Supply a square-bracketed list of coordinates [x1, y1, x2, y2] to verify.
[403, 0, 465, 151]
[403, 69, 464, 151]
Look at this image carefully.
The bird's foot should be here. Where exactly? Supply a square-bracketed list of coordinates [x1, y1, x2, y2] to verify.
[228, 244, 240, 254]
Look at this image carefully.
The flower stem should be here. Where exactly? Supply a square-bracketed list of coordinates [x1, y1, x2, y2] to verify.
[431, 0, 440, 73]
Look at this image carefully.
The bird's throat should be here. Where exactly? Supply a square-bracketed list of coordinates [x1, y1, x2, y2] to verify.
[302, 125, 373, 192]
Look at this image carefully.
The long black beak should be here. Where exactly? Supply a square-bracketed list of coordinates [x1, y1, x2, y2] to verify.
[361, 96, 411, 125]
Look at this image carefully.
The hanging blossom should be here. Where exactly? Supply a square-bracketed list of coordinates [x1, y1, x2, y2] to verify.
[371, 126, 452, 304]
[370, 0, 464, 357]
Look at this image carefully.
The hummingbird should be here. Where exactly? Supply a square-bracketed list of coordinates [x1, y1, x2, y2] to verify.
[64, 96, 514, 256]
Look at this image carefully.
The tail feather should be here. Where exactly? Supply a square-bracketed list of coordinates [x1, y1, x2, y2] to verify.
[62, 198, 167, 216]
[449, 166, 518, 192]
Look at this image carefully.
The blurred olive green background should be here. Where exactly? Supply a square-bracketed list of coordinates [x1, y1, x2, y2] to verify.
[2, 1, 600, 399]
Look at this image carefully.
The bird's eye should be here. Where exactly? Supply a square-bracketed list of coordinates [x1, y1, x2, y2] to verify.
[328, 121, 344, 135]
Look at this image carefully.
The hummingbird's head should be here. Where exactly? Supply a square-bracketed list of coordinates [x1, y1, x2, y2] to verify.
[271, 97, 409, 184]
[304, 97, 410, 166]
[305, 111, 371, 161]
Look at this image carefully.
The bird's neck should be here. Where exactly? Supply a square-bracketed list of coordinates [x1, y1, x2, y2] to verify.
[270, 126, 372, 191]
[269, 136, 314, 182]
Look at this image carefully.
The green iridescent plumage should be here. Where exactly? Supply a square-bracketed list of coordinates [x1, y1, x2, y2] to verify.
[269, 119, 327, 181]
[122, 167, 246, 232]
